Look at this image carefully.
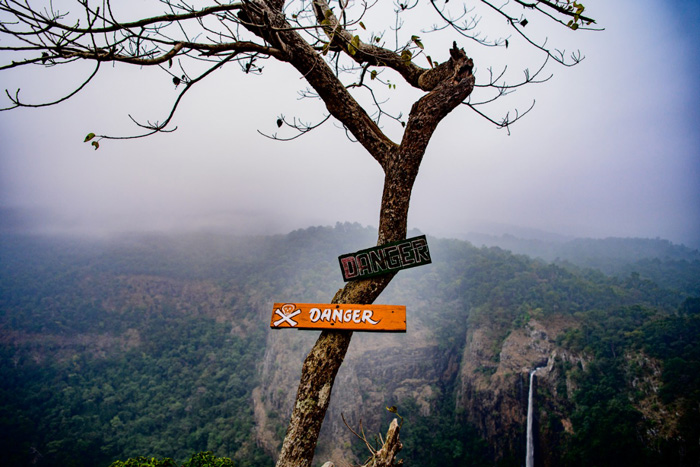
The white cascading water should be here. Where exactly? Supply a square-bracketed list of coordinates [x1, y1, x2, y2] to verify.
[526, 368, 543, 467]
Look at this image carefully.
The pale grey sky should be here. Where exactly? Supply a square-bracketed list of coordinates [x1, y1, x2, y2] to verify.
[1, 1, 698, 247]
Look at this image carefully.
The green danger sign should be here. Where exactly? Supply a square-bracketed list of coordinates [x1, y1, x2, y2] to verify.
[338, 235, 431, 281]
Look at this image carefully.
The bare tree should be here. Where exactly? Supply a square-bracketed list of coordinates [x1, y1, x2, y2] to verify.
[0, 1, 597, 465]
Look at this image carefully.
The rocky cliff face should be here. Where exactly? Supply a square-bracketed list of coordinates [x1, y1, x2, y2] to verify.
[253, 304, 687, 467]
[253, 292, 588, 466]
[455, 315, 586, 465]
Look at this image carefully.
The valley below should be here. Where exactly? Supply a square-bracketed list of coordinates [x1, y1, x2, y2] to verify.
[1, 224, 698, 466]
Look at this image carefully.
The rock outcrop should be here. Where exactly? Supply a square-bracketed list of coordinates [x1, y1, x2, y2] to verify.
[456, 315, 585, 464]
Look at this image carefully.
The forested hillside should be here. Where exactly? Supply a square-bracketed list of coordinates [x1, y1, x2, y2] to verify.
[1, 225, 698, 466]
[463, 233, 700, 296]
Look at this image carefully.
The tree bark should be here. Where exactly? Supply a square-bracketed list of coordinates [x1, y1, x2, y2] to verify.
[318, 417, 403, 467]
[362, 418, 404, 467]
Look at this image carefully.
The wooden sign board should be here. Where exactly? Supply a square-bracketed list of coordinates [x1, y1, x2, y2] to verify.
[270, 303, 406, 332]
[338, 235, 431, 282]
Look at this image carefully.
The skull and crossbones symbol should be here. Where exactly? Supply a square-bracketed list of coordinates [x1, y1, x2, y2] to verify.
[273, 303, 301, 327]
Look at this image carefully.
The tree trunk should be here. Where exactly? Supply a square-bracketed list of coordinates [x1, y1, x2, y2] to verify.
[275, 275, 395, 466]
[362, 418, 404, 467]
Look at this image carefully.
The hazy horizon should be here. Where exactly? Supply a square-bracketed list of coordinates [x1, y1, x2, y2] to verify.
[3, 205, 698, 253]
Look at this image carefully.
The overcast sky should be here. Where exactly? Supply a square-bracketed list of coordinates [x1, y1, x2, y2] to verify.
[0, 1, 698, 247]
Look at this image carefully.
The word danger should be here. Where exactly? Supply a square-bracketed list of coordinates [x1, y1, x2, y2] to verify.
[310, 307, 378, 325]
[270, 303, 406, 332]
[338, 235, 431, 281]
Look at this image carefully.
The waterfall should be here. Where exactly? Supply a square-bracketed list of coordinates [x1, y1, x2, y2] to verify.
[526, 368, 543, 467]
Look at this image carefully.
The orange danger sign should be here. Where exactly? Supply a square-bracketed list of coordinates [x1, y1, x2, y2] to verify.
[270, 303, 406, 332]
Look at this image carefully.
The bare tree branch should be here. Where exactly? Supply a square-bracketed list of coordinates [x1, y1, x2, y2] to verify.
[257, 113, 332, 141]
[1, 61, 100, 110]
[96, 51, 238, 140]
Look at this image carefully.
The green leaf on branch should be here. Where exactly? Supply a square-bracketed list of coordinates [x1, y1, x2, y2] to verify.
[370, 70, 377, 80]
[359, 21, 366, 30]
[91, 141, 99, 150]
[400, 49, 412, 63]
[411, 35, 424, 49]
[84, 132, 95, 142]
[348, 35, 360, 56]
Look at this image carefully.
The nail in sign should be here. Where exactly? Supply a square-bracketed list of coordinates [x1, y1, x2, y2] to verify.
[338, 235, 431, 282]
[270, 303, 406, 332]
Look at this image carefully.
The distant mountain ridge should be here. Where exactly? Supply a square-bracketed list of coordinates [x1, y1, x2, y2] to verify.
[459, 232, 700, 296]
[462, 232, 700, 263]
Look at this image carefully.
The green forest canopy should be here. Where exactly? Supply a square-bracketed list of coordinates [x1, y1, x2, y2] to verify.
[0, 225, 698, 466]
